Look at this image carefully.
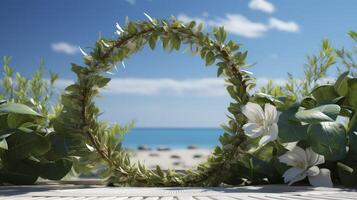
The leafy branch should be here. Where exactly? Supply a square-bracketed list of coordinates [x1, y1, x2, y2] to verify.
[54, 16, 253, 186]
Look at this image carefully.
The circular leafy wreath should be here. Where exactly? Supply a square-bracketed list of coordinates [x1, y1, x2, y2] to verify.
[53, 15, 357, 187]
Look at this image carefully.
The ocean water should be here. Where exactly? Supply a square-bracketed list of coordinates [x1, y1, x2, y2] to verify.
[121, 128, 222, 149]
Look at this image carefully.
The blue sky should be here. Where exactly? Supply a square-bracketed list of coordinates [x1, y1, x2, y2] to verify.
[1, 0, 357, 127]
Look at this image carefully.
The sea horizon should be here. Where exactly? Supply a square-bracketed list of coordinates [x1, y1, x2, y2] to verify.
[122, 127, 223, 150]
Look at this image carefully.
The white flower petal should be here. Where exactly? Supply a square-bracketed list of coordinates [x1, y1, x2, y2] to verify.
[243, 123, 264, 138]
[307, 166, 320, 177]
[291, 146, 308, 166]
[284, 142, 298, 151]
[264, 103, 278, 124]
[242, 102, 265, 124]
[279, 146, 307, 167]
[268, 123, 278, 138]
[259, 127, 278, 146]
[308, 168, 333, 187]
[306, 147, 325, 166]
[282, 167, 306, 185]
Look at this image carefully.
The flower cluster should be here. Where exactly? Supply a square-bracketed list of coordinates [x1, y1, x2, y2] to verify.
[242, 102, 334, 187]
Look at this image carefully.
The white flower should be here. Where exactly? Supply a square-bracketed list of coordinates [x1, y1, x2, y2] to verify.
[279, 146, 333, 187]
[242, 102, 280, 146]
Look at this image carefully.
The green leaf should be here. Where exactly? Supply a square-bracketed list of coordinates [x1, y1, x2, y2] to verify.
[5, 130, 50, 160]
[300, 97, 317, 109]
[278, 105, 308, 142]
[335, 71, 350, 96]
[349, 124, 357, 154]
[96, 77, 111, 88]
[0, 103, 42, 117]
[217, 67, 224, 77]
[39, 159, 73, 180]
[171, 34, 181, 50]
[205, 51, 215, 66]
[347, 78, 357, 108]
[307, 122, 347, 161]
[214, 27, 227, 43]
[295, 104, 341, 124]
[148, 34, 157, 50]
[0, 158, 40, 185]
[311, 85, 339, 103]
[7, 113, 35, 128]
[0, 139, 8, 150]
[337, 162, 357, 187]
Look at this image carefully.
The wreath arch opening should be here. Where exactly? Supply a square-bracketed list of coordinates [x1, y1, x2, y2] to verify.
[54, 16, 255, 186]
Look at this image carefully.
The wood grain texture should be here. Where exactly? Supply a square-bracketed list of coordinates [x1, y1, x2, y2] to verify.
[1, 184, 356, 200]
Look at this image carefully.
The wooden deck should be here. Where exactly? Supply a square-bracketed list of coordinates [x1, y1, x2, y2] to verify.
[1, 184, 356, 199]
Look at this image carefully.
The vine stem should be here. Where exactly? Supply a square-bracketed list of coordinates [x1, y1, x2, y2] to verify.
[80, 21, 250, 186]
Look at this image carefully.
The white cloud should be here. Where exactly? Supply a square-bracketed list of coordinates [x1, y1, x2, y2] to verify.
[177, 14, 299, 38]
[210, 14, 268, 38]
[54, 77, 295, 96]
[177, 14, 206, 27]
[51, 42, 79, 55]
[54, 78, 74, 89]
[106, 78, 226, 96]
[55, 78, 226, 96]
[269, 17, 300, 32]
[178, 14, 268, 38]
[125, 0, 136, 5]
[249, 0, 275, 13]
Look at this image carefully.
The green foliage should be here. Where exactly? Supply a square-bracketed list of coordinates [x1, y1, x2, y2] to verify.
[0, 58, 72, 185]
[278, 105, 308, 143]
[53, 16, 253, 186]
[0, 100, 72, 184]
[0, 56, 59, 118]
[2, 16, 357, 187]
[295, 104, 340, 123]
[52, 16, 357, 187]
[260, 39, 336, 100]
[307, 122, 346, 161]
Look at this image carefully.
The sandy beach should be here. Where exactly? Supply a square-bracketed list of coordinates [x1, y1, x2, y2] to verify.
[128, 147, 212, 170]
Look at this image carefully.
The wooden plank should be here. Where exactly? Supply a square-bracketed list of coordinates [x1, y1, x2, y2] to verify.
[126, 197, 144, 200]
[159, 197, 176, 200]
[194, 197, 214, 200]
[145, 197, 160, 200]
[176, 196, 195, 200]
[309, 194, 357, 200]
[209, 196, 240, 200]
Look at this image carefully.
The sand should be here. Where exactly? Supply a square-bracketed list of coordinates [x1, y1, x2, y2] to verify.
[128, 148, 212, 170]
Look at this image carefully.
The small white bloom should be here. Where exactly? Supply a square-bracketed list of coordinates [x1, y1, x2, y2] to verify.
[279, 146, 333, 187]
[242, 102, 280, 146]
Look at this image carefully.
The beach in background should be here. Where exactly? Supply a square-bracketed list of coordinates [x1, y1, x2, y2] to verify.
[122, 128, 222, 169]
